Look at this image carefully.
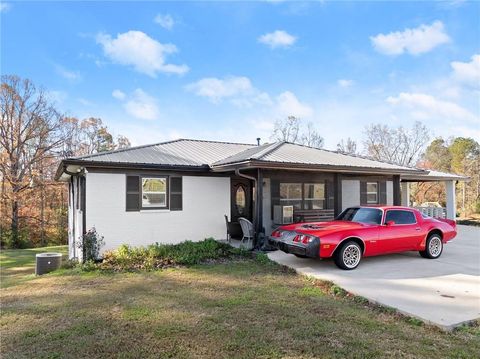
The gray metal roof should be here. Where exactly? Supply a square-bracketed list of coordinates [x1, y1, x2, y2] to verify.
[58, 138, 468, 180]
[68, 139, 255, 167]
[401, 169, 469, 182]
[213, 141, 423, 173]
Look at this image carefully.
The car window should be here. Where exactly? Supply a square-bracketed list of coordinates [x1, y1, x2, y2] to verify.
[385, 210, 416, 225]
[336, 207, 382, 225]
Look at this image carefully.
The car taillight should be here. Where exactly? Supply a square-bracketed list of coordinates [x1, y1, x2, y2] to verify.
[271, 230, 280, 237]
[302, 235, 315, 244]
[293, 235, 301, 242]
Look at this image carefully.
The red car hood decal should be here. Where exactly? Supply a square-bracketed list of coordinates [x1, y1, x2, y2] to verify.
[281, 221, 373, 235]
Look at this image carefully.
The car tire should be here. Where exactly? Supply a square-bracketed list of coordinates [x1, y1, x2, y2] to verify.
[334, 240, 362, 270]
[419, 234, 443, 259]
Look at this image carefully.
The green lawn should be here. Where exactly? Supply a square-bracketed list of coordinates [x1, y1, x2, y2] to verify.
[1, 248, 479, 358]
[0, 245, 68, 288]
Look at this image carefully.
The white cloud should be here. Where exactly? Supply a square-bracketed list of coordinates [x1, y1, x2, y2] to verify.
[113, 88, 160, 121]
[451, 54, 480, 88]
[371, 21, 450, 56]
[186, 76, 257, 103]
[96, 30, 189, 77]
[0, 2, 11, 12]
[55, 65, 81, 81]
[154, 14, 175, 30]
[276, 91, 313, 118]
[258, 30, 297, 49]
[337, 79, 354, 88]
[386, 92, 477, 122]
[112, 89, 126, 100]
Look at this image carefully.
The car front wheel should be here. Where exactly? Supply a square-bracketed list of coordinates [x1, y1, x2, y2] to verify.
[334, 241, 362, 270]
[419, 234, 443, 259]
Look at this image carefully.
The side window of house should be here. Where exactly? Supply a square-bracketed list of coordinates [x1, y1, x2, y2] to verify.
[280, 183, 302, 209]
[385, 210, 416, 225]
[126, 175, 182, 211]
[304, 183, 325, 209]
[366, 182, 378, 204]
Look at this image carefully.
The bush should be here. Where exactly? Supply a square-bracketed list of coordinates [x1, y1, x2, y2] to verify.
[76, 227, 105, 262]
[100, 238, 244, 271]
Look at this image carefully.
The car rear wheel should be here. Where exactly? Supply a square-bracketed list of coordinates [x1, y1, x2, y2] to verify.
[334, 241, 362, 270]
[419, 234, 443, 259]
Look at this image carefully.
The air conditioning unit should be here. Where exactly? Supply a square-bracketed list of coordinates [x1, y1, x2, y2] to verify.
[274, 205, 294, 225]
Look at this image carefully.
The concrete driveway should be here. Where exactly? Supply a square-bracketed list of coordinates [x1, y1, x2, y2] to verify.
[268, 225, 480, 330]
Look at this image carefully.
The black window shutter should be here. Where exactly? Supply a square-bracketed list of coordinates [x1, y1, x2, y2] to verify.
[360, 181, 367, 205]
[126, 175, 140, 211]
[379, 181, 387, 205]
[170, 177, 183, 211]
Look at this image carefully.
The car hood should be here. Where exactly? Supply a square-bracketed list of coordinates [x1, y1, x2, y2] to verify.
[279, 220, 373, 236]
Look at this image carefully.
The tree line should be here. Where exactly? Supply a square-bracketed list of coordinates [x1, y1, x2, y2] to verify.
[0, 75, 131, 248]
[272, 116, 480, 214]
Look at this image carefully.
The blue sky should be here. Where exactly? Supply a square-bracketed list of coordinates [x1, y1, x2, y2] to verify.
[1, 1, 479, 149]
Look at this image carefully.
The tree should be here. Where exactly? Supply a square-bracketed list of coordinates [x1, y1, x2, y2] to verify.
[301, 122, 324, 149]
[271, 116, 324, 148]
[271, 116, 301, 143]
[0, 75, 64, 247]
[422, 138, 451, 172]
[337, 138, 357, 155]
[117, 135, 131, 149]
[363, 121, 430, 167]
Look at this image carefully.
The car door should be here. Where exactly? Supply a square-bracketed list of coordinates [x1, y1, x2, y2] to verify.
[378, 209, 423, 253]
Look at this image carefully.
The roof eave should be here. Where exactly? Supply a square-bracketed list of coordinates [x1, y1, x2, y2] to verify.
[55, 159, 211, 181]
[211, 160, 426, 175]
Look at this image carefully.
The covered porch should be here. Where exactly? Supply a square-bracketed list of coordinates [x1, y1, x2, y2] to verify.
[401, 170, 469, 221]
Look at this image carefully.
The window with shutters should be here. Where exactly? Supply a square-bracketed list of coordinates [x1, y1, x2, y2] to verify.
[126, 175, 183, 211]
[142, 177, 168, 208]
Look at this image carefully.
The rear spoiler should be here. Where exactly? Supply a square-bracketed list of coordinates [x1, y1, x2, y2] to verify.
[437, 218, 456, 228]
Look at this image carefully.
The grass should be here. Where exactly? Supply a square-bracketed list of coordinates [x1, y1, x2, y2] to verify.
[0, 245, 68, 288]
[1, 247, 479, 358]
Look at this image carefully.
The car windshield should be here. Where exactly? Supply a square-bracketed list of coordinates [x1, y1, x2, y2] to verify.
[336, 207, 382, 225]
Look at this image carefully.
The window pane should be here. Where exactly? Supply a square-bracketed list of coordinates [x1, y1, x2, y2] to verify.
[235, 186, 246, 215]
[367, 193, 378, 203]
[142, 178, 166, 192]
[280, 183, 302, 200]
[142, 193, 166, 207]
[279, 199, 302, 209]
[304, 200, 325, 210]
[304, 183, 325, 200]
[366, 182, 378, 193]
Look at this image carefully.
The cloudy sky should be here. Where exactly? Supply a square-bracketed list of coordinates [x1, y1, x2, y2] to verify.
[2, 1, 479, 149]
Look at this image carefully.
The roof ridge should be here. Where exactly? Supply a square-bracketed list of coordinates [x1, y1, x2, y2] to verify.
[68, 138, 254, 160]
[252, 141, 285, 160]
[283, 141, 423, 171]
[69, 138, 184, 160]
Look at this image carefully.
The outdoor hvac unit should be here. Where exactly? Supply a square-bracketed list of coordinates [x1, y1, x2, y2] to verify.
[273, 205, 294, 225]
[35, 253, 63, 275]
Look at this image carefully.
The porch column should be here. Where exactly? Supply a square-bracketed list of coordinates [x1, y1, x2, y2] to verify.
[401, 182, 410, 207]
[333, 173, 342, 217]
[393, 175, 401, 206]
[255, 169, 264, 246]
[445, 180, 456, 220]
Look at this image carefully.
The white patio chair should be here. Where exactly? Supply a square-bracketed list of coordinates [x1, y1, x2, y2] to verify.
[238, 217, 254, 249]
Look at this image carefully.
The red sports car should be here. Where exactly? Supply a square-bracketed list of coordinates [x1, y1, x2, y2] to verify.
[269, 206, 457, 270]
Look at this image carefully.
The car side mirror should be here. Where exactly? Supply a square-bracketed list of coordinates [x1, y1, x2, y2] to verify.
[386, 220, 396, 226]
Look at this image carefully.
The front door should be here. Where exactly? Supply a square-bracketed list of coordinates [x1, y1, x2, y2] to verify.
[231, 178, 252, 223]
[378, 209, 423, 252]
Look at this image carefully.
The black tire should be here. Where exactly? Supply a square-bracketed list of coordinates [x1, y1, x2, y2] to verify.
[294, 254, 308, 258]
[334, 240, 362, 270]
[419, 233, 443, 259]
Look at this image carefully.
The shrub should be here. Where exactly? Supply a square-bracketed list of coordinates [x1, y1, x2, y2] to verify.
[76, 227, 105, 262]
[100, 238, 243, 271]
